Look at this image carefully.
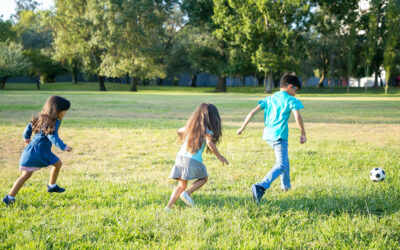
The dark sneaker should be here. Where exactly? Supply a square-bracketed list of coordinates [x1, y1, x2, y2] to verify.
[47, 184, 65, 193]
[2, 195, 15, 206]
[251, 184, 265, 204]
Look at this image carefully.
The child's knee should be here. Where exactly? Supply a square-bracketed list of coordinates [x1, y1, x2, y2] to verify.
[178, 180, 187, 189]
[202, 177, 208, 183]
[54, 160, 62, 168]
[21, 171, 33, 180]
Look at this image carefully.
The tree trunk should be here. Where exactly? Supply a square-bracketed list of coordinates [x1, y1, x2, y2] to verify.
[242, 75, 245, 86]
[265, 72, 273, 93]
[347, 77, 350, 93]
[317, 68, 326, 88]
[130, 76, 138, 92]
[98, 75, 107, 91]
[365, 66, 369, 93]
[385, 69, 389, 95]
[215, 77, 226, 92]
[72, 65, 79, 84]
[373, 68, 378, 88]
[0, 76, 9, 90]
[156, 77, 163, 86]
[125, 73, 130, 85]
[190, 72, 198, 87]
[35, 76, 40, 90]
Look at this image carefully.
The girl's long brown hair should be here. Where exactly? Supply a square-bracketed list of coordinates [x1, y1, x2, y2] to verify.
[184, 103, 222, 153]
[31, 96, 71, 135]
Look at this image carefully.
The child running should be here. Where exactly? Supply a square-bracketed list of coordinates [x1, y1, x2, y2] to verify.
[237, 73, 306, 204]
[2, 96, 72, 206]
[165, 103, 229, 211]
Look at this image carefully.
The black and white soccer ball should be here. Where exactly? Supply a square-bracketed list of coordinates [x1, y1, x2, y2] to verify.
[370, 168, 386, 182]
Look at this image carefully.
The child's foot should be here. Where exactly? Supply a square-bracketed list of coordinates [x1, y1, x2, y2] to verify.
[2, 195, 15, 206]
[164, 206, 171, 213]
[47, 184, 65, 193]
[180, 191, 194, 207]
[251, 184, 265, 204]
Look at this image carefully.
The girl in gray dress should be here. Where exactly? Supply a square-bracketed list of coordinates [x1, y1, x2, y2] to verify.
[165, 103, 229, 211]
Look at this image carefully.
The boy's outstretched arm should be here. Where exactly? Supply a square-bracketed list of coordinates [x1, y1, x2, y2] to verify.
[206, 135, 229, 165]
[237, 105, 261, 135]
[293, 110, 307, 144]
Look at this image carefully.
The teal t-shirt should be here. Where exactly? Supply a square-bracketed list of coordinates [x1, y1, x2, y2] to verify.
[258, 91, 304, 141]
[177, 129, 213, 162]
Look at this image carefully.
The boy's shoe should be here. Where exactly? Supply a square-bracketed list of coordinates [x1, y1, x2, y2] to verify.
[2, 195, 15, 206]
[251, 184, 265, 204]
[180, 191, 194, 207]
[47, 184, 65, 193]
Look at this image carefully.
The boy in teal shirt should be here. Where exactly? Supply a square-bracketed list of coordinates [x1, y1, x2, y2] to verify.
[237, 73, 306, 204]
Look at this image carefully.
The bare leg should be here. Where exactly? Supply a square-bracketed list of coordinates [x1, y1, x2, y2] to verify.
[166, 179, 187, 208]
[8, 171, 33, 197]
[186, 177, 208, 196]
[49, 161, 62, 185]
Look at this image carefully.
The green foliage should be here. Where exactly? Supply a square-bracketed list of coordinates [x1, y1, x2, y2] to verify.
[383, 0, 400, 92]
[0, 42, 29, 79]
[0, 19, 17, 43]
[213, 0, 311, 92]
[23, 48, 67, 83]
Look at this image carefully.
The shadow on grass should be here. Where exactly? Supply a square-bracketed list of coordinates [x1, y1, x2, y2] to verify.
[190, 192, 399, 217]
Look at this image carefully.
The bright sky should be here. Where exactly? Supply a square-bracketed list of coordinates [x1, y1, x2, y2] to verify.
[0, 0, 54, 20]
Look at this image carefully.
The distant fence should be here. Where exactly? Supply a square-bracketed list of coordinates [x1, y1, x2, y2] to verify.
[8, 72, 394, 87]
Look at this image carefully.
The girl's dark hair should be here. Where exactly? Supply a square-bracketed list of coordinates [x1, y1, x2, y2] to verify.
[184, 103, 222, 153]
[31, 96, 71, 135]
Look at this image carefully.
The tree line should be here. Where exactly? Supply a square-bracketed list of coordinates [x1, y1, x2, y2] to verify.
[0, 0, 399, 93]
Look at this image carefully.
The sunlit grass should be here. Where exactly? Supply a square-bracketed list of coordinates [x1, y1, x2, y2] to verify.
[0, 85, 399, 248]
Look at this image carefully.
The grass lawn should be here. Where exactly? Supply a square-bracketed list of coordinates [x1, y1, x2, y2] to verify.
[1, 82, 400, 248]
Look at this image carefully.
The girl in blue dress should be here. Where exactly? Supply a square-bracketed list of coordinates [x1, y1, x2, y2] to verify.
[165, 103, 229, 211]
[2, 96, 72, 206]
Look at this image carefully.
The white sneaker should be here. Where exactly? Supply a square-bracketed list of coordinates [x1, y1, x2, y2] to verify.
[180, 191, 194, 207]
[164, 206, 171, 212]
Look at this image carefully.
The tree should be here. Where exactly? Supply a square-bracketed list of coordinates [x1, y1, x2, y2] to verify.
[52, 0, 108, 91]
[213, 0, 311, 93]
[14, 10, 67, 83]
[51, 0, 86, 84]
[0, 19, 17, 43]
[13, 0, 40, 20]
[383, 0, 400, 94]
[98, 0, 177, 91]
[0, 42, 30, 89]
[183, 0, 231, 92]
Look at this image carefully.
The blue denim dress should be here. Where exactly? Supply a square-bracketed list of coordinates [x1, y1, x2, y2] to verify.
[19, 120, 67, 168]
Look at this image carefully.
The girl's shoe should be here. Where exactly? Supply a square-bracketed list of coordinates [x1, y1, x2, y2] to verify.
[47, 184, 65, 193]
[2, 196, 15, 206]
[180, 191, 194, 207]
[164, 206, 171, 212]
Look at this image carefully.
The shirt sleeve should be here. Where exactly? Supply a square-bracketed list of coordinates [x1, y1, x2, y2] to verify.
[22, 123, 33, 139]
[290, 98, 304, 110]
[257, 98, 267, 109]
[47, 120, 67, 151]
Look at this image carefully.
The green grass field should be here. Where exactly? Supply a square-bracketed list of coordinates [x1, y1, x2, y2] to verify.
[1, 82, 400, 248]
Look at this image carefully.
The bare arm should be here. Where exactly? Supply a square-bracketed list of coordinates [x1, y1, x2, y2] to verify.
[177, 127, 186, 139]
[206, 135, 229, 165]
[237, 105, 261, 135]
[293, 109, 306, 144]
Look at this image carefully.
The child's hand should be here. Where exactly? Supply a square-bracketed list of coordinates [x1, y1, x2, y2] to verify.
[300, 134, 307, 144]
[218, 155, 229, 165]
[24, 139, 31, 144]
[65, 146, 73, 152]
[237, 128, 244, 135]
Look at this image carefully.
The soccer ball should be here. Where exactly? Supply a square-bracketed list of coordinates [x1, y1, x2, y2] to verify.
[369, 168, 386, 182]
